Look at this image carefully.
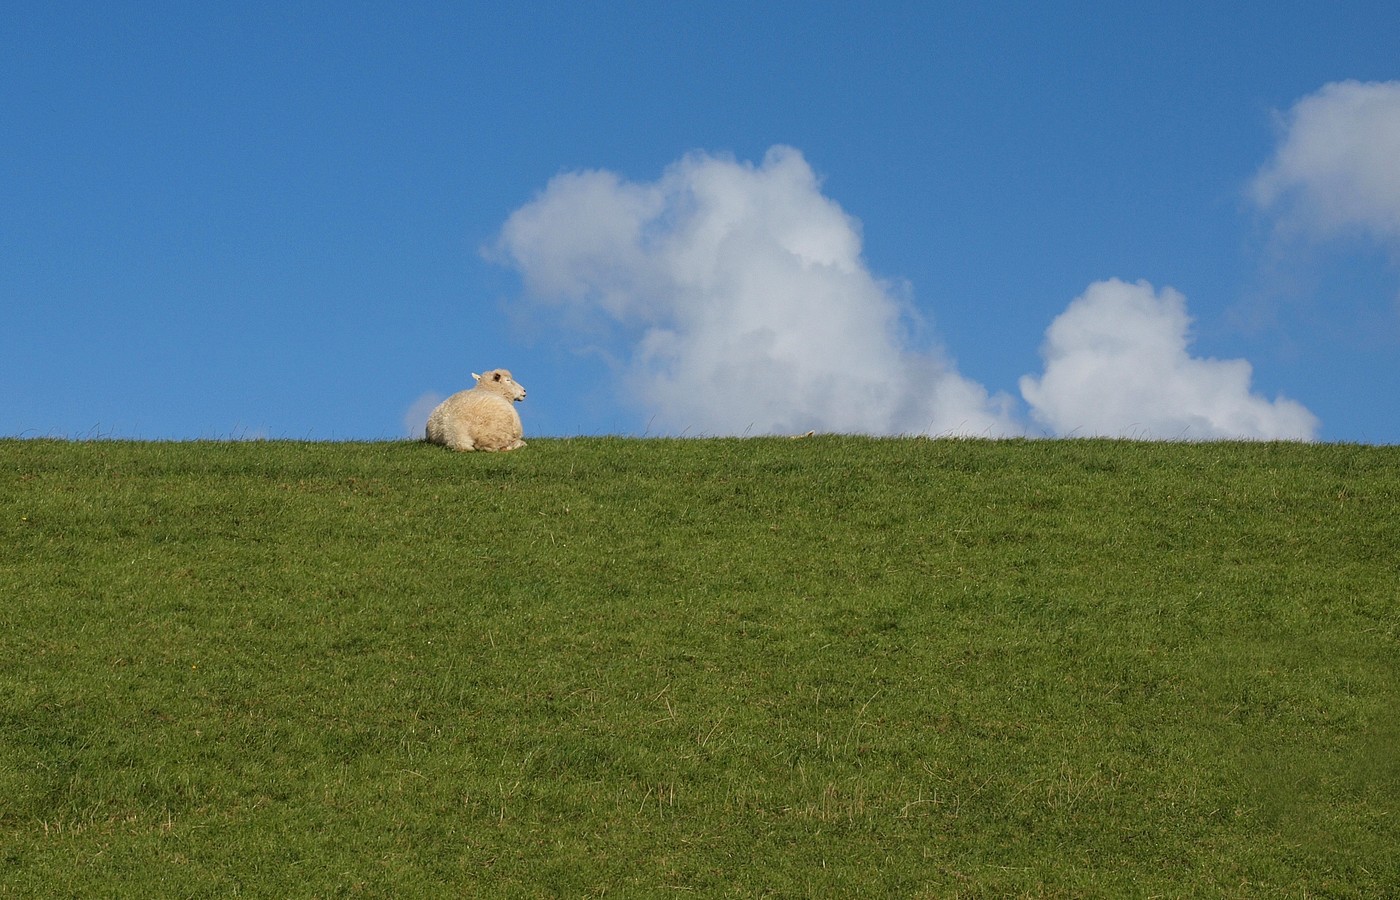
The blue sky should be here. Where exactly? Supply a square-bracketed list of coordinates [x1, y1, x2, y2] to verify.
[5, 3, 1399, 442]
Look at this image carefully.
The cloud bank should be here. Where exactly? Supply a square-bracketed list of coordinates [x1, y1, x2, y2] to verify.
[489, 146, 1318, 441]
[1019, 279, 1319, 440]
[1251, 80, 1400, 244]
[492, 146, 1020, 437]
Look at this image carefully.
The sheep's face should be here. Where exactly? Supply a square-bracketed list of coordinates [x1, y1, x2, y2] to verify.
[473, 369, 527, 402]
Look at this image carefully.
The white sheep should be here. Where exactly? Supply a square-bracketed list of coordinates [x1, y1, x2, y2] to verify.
[424, 369, 528, 452]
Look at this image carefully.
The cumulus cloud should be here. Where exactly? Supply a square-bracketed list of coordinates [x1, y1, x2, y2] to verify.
[1019, 279, 1319, 440]
[1251, 80, 1400, 243]
[488, 147, 1319, 441]
[402, 391, 442, 439]
[490, 146, 1021, 437]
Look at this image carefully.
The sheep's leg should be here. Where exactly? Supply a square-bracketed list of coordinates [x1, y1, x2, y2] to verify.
[446, 428, 476, 452]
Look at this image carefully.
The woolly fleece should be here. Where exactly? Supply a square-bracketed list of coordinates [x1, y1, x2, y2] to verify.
[425, 369, 527, 452]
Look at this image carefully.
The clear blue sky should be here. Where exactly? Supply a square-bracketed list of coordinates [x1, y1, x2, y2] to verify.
[5, 2, 1399, 442]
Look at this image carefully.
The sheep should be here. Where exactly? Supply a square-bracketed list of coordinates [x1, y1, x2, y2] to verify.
[424, 369, 528, 452]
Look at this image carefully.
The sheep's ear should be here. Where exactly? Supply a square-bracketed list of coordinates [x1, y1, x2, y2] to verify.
[471, 373, 481, 382]
[492, 372, 503, 382]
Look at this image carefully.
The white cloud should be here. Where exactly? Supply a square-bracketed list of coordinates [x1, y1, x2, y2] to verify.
[402, 391, 442, 439]
[491, 146, 1021, 437]
[490, 147, 1319, 441]
[1019, 279, 1319, 440]
[1251, 80, 1400, 243]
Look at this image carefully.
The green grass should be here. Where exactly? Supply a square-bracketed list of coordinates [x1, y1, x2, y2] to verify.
[2, 436, 1397, 897]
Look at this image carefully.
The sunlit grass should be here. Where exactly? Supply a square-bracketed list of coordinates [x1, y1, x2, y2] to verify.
[2, 437, 1397, 896]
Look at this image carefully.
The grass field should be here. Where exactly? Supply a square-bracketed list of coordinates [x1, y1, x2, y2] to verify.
[2, 436, 1397, 897]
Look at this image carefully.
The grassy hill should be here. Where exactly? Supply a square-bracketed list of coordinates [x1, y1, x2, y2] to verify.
[3, 437, 1397, 897]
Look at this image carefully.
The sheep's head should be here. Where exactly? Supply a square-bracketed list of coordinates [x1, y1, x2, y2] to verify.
[472, 369, 527, 403]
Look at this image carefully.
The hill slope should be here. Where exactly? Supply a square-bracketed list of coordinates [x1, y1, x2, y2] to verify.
[3, 437, 1397, 896]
